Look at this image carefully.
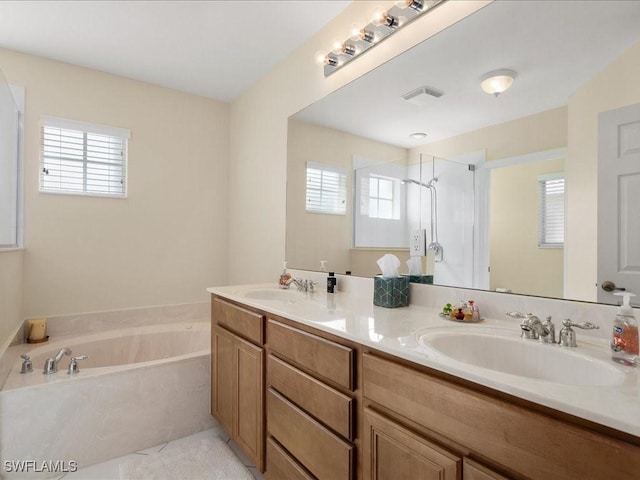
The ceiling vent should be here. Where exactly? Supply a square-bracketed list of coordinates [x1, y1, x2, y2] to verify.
[402, 86, 444, 106]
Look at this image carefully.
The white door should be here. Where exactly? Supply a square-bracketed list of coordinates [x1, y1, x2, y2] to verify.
[598, 103, 640, 306]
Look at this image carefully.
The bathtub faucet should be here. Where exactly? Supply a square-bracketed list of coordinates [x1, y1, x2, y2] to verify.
[43, 347, 72, 374]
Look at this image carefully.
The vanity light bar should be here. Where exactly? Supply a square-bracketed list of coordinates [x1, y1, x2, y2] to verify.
[322, 0, 445, 77]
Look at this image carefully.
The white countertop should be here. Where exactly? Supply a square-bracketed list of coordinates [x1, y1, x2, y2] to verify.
[207, 283, 640, 438]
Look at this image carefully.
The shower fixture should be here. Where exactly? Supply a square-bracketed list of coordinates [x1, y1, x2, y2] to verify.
[402, 176, 443, 262]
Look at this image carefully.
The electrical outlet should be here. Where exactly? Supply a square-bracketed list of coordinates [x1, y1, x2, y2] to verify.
[410, 229, 426, 256]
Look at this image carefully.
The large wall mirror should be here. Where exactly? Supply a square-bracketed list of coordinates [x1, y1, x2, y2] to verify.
[286, 1, 640, 306]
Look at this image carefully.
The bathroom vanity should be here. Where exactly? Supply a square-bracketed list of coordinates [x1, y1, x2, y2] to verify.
[208, 284, 640, 479]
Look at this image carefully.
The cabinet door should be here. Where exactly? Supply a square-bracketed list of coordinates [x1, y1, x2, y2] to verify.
[235, 336, 264, 471]
[463, 458, 509, 480]
[212, 326, 234, 435]
[363, 408, 460, 480]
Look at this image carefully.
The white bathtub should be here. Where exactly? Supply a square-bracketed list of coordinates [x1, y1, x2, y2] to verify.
[0, 321, 216, 479]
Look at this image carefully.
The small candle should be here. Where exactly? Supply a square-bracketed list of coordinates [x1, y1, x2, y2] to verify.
[28, 318, 47, 341]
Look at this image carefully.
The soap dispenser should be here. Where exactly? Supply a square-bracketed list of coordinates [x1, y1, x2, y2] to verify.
[611, 292, 638, 366]
[278, 262, 292, 289]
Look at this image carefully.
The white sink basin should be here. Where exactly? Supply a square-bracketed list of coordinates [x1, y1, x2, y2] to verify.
[415, 328, 626, 387]
[242, 289, 302, 301]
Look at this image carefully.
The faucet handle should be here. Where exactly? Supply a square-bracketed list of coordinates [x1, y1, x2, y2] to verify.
[20, 354, 33, 374]
[562, 319, 599, 330]
[68, 355, 88, 375]
[559, 319, 599, 347]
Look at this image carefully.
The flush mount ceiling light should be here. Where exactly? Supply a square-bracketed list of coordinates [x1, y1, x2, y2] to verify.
[319, 0, 445, 77]
[479, 69, 517, 97]
[409, 132, 427, 139]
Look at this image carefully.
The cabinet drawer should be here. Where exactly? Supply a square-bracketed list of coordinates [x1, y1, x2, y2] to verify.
[266, 437, 315, 480]
[268, 354, 354, 440]
[213, 297, 264, 344]
[267, 388, 353, 480]
[362, 353, 640, 480]
[267, 319, 354, 391]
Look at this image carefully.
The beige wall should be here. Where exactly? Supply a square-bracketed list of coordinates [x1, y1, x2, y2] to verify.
[0, 48, 230, 317]
[566, 40, 640, 301]
[228, 1, 491, 284]
[0, 250, 23, 349]
[286, 119, 407, 275]
[490, 158, 564, 297]
[409, 107, 568, 163]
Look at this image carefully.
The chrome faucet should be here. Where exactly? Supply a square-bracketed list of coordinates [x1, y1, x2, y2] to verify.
[506, 312, 550, 340]
[558, 319, 599, 347]
[290, 278, 318, 293]
[43, 347, 71, 374]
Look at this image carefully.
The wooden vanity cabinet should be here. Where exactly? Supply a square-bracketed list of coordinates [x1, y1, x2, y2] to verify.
[362, 352, 640, 480]
[211, 298, 265, 471]
[211, 293, 640, 480]
[266, 319, 357, 480]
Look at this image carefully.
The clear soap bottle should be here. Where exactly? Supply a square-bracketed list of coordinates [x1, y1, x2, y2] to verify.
[611, 292, 638, 366]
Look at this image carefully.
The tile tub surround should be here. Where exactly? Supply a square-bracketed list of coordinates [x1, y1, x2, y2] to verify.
[0, 302, 209, 390]
[0, 319, 215, 478]
[208, 279, 640, 438]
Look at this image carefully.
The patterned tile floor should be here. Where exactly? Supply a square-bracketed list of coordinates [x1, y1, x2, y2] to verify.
[57, 427, 264, 480]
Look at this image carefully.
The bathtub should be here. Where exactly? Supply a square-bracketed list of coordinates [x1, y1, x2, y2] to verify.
[0, 321, 216, 479]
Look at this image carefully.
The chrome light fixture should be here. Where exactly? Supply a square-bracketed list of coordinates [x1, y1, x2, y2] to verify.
[479, 69, 517, 97]
[320, 0, 445, 77]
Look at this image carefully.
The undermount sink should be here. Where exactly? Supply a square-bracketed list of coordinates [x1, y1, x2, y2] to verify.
[415, 328, 626, 387]
[242, 289, 302, 302]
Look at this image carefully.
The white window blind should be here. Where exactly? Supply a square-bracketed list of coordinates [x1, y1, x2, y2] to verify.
[306, 161, 346, 215]
[538, 172, 565, 248]
[40, 116, 129, 197]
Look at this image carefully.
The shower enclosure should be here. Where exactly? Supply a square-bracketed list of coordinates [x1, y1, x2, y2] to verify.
[406, 154, 476, 288]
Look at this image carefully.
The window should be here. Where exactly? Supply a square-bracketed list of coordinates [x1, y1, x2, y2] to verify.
[538, 172, 565, 247]
[368, 175, 395, 219]
[40, 117, 129, 197]
[305, 161, 346, 215]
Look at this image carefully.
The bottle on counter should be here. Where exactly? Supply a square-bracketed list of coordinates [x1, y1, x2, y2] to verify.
[611, 292, 638, 366]
[327, 272, 337, 294]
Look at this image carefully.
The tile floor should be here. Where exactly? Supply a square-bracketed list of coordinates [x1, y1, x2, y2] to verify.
[57, 427, 264, 480]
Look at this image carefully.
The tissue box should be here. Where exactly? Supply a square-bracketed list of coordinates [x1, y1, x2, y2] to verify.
[374, 276, 409, 308]
[405, 274, 434, 284]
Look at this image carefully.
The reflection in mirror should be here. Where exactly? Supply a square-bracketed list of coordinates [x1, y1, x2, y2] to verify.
[286, 1, 640, 305]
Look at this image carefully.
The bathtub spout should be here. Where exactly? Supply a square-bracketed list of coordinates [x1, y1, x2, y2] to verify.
[43, 347, 72, 374]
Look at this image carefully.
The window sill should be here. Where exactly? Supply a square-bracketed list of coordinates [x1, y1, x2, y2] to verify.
[0, 247, 25, 253]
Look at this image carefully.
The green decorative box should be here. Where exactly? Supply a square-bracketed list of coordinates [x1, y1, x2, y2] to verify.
[373, 275, 409, 308]
[405, 274, 434, 284]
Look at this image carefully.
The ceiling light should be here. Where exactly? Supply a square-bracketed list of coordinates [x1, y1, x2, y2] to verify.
[409, 132, 427, 139]
[479, 69, 517, 97]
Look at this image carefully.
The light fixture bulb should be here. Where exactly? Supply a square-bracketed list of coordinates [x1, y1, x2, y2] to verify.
[324, 54, 339, 67]
[357, 28, 375, 43]
[332, 41, 356, 56]
[373, 10, 400, 29]
[396, 0, 424, 11]
[479, 69, 517, 97]
[314, 50, 327, 65]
